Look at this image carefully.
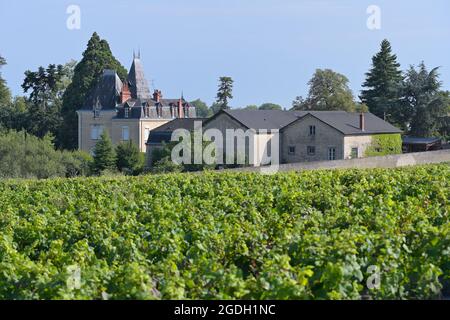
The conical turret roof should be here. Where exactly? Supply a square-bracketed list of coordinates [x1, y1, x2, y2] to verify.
[127, 54, 151, 100]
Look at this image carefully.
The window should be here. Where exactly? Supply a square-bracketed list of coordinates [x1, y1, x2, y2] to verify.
[157, 105, 162, 118]
[328, 147, 336, 160]
[309, 125, 316, 136]
[121, 126, 129, 141]
[288, 146, 296, 155]
[351, 147, 359, 159]
[93, 109, 100, 118]
[124, 108, 129, 118]
[307, 146, 316, 155]
[90, 125, 104, 140]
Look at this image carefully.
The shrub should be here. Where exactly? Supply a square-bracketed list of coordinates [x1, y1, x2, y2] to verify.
[116, 140, 145, 175]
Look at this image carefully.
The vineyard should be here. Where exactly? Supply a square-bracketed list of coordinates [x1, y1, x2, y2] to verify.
[0, 164, 448, 299]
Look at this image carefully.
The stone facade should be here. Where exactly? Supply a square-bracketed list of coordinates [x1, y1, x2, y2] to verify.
[77, 110, 170, 153]
[281, 114, 344, 163]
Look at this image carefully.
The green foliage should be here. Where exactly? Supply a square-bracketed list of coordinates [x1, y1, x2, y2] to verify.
[293, 69, 357, 111]
[61, 150, 93, 177]
[0, 97, 27, 131]
[0, 55, 11, 106]
[60, 32, 127, 150]
[401, 63, 447, 137]
[150, 137, 215, 173]
[258, 103, 282, 110]
[0, 164, 448, 299]
[0, 131, 90, 179]
[22, 64, 67, 108]
[1, 61, 75, 141]
[190, 99, 212, 118]
[215, 77, 234, 110]
[361, 39, 403, 121]
[116, 140, 145, 175]
[92, 131, 116, 174]
[151, 156, 183, 174]
[364, 134, 402, 157]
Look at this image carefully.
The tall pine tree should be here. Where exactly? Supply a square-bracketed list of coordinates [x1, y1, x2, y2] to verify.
[59, 32, 127, 150]
[215, 77, 234, 110]
[361, 39, 403, 122]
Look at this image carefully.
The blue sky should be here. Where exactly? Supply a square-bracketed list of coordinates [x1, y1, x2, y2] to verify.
[1, 0, 449, 108]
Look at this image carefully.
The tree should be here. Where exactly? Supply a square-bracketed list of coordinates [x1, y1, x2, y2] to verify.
[401, 62, 447, 137]
[115, 140, 145, 175]
[21, 63, 74, 139]
[190, 99, 212, 117]
[0, 96, 27, 131]
[22, 64, 67, 109]
[360, 39, 403, 121]
[243, 104, 258, 110]
[259, 103, 282, 110]
[215, 77, 233, 110]
[92, 131, 116, 174]
[292, 69, 357, 111]
[0, 55, 11, 106]
[60, 32, 127, 150]
[437, 91, 450, 139]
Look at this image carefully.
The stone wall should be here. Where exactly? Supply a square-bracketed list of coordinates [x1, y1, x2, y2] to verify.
[281, 114, 344, 162]
[222, 149, 450, 173]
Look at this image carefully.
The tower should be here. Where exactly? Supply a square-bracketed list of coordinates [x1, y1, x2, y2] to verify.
[127, 53, 151, 100]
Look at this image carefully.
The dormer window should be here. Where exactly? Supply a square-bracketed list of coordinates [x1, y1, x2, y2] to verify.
[124, 108, 129, 118]
[93, 108, 100, 118]
[157, 105, 162, 118]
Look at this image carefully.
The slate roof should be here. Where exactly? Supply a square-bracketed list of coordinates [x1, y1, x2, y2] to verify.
[402, 136, 441, 145]
[219, 109, 299, 130]
[81, 70, 122, 110]
[147, 118, 205, 144]
[206, 109, 402, 135]
[116, 99, 197, 119]
[127, 57, 151, 100]
[303, 111, 402, 135]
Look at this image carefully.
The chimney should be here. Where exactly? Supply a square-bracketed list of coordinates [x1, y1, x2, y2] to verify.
[120, 82, 131, 103]
[359, 113, 365, 131]
[153, 90, 161, 103]
[178, 98, 184, 118]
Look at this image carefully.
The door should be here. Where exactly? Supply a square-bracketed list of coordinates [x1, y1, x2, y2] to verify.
[328, 147, 336, 160]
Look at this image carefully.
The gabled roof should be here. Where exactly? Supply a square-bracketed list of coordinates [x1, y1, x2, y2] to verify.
[81, 70, 122, 110]
[206, 109, 300, 130]
[127, 57, 151, 100]
[298, 111, 403, 135]
[205, 109, 402, 135]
